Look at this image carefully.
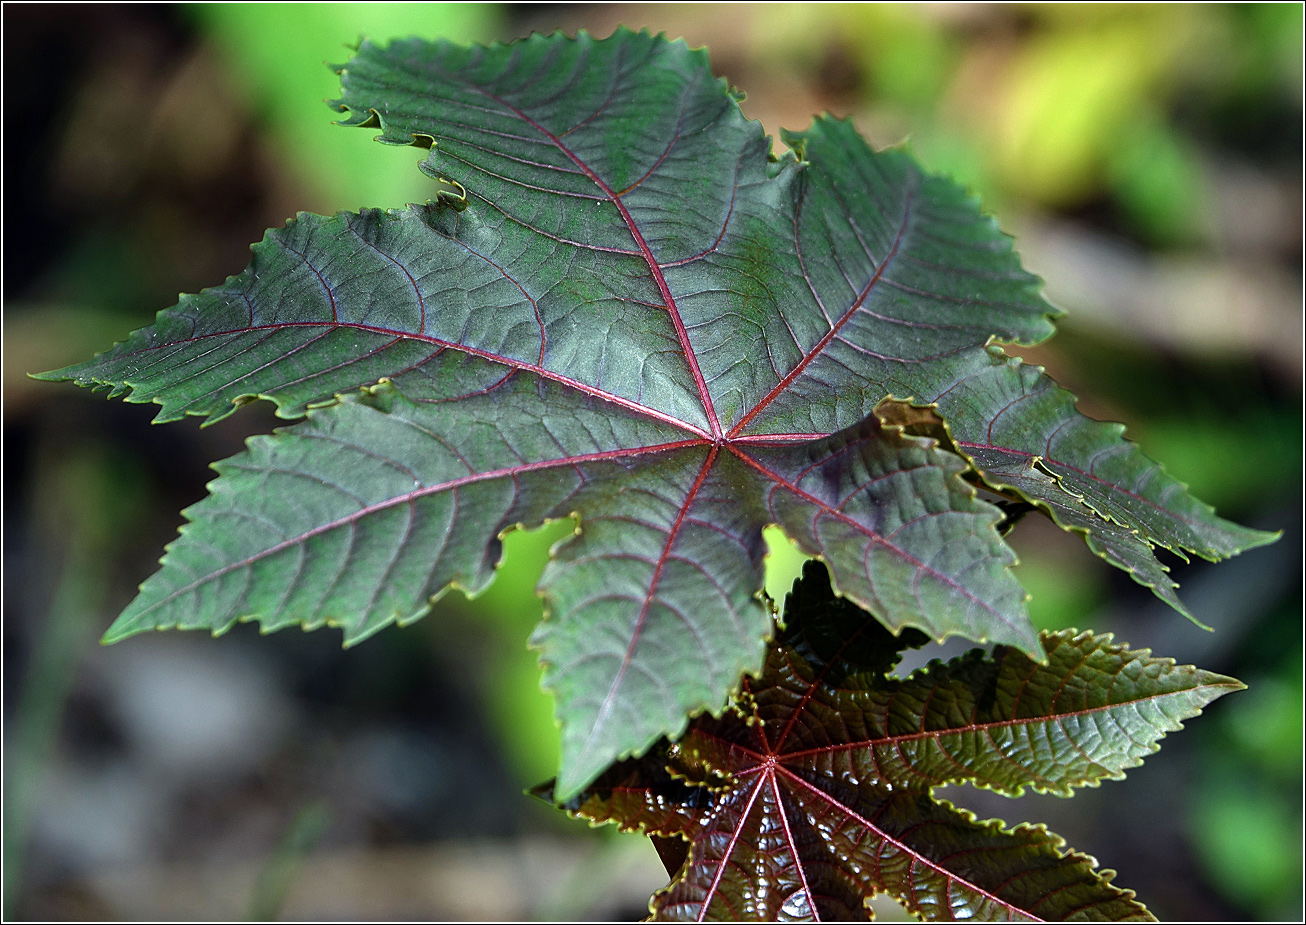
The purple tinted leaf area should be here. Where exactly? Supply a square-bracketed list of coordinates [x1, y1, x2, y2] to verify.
[37, 28, 1272, 797]
[556, 563, 1240, 921]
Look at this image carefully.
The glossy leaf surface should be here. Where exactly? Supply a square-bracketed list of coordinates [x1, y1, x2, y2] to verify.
[37, 29, 1272, 795]
[551, 562, 1242, 921]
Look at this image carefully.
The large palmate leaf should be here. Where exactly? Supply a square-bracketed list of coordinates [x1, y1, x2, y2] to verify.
[548, 562, 1242, 921]
[37, 29, 1273, 796]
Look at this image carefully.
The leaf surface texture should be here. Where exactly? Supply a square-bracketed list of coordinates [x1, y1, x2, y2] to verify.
[550, 562, 1242, 921]
[39, 29, 1273, 795]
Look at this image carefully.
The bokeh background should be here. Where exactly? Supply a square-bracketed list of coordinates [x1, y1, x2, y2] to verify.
[3, 3, 1301, 920]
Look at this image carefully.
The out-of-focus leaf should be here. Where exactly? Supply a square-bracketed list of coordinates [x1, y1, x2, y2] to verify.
[1216, 669, 1303, 779]
[846, 4, 955, 108]
[472, 519, 577, 784]
[1107, 115, 1209, 246]
[991, 8, 1214, 206]
[37, 29, 1271, 797]
[547, 562, 1241, 921]
[1193, 758, 1302, 918]
[1140, 411, 1302, 510]
[191, 2, 500, 212]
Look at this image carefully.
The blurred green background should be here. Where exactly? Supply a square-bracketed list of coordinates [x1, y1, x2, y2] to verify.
[3, 3, 1300, 920]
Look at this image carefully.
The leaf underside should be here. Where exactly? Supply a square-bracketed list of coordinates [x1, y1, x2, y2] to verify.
[546, 562, 1242, 922]
[37, 28, 1276, 797]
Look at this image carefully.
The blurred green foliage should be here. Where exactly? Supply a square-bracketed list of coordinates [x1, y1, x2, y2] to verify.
[467, 520, 576, 785]
[1194, 651, 1304, 920]
[758, 3, 1300, 249]
[247, 801, 332, 921]
[189, 3, 503, 213]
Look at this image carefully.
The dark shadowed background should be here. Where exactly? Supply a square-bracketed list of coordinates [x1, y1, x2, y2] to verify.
[4, 4, 1301, 920]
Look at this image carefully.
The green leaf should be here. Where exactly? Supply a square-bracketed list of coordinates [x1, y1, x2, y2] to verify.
[869, 347, 1277, 618]
[906, 348, 1279, 618]
[36, 28, 1270, 796]
[102, 379, 1023, 796]
[919, 349, 1278, 562]
[549, 562, 1241, 921]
